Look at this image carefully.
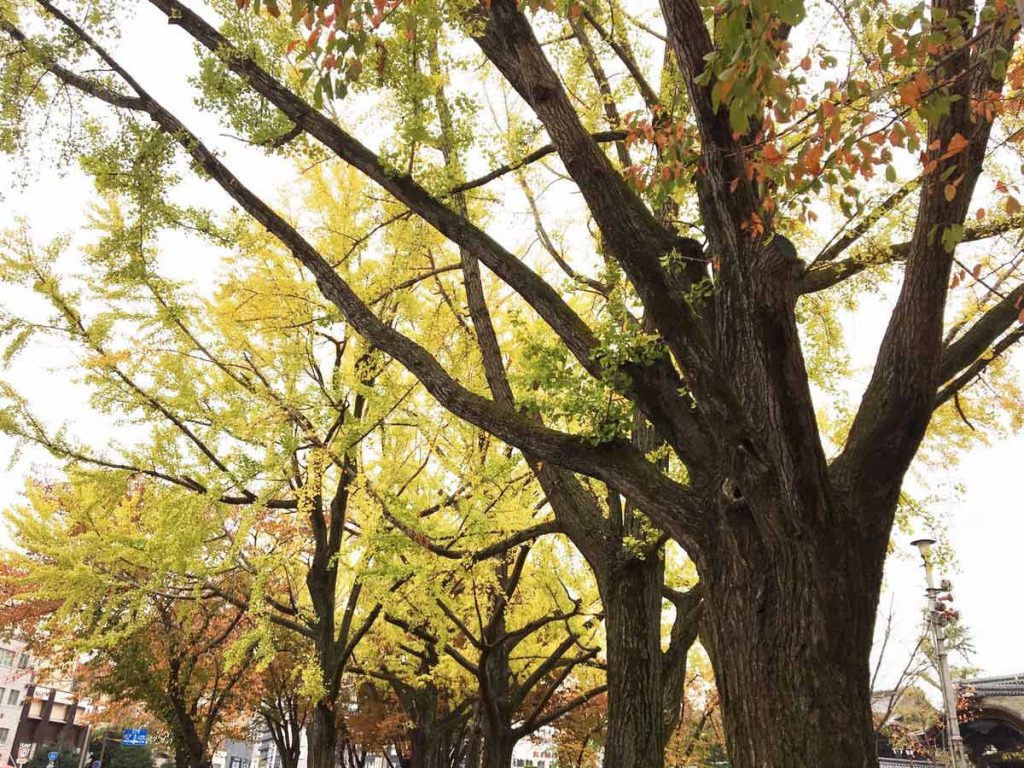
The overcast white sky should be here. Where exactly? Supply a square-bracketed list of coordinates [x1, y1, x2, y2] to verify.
[0, 1, 1020, 692]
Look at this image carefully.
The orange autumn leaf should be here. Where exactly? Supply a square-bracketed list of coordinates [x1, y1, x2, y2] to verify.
[899, 82, 920, 107]
[761, 144, 783, 163]
[940, 133, 969, 160]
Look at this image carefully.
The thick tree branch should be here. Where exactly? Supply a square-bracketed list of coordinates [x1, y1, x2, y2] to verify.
[145, 0, 607, 385]
[148, 0, 719, 516]
[812, 183, 918, 265]
[835, 1, 1017, 517]
[512, 632, 584, 710]
[802, 214, 1024, 294]
[0, 20, 143, 109]
[661, 583, 703, 734]
[521, 682, 608, 733]
[384, 614, 480, 675]
[378, 495, 561, 562]
[936, 324, 1024, 407]
[11, 4, 705, 537]
[202, 582, 315, 639]
[473, 0, 725, 478]
[939, 282, 1024, 384]
[570, 16, 632, 167]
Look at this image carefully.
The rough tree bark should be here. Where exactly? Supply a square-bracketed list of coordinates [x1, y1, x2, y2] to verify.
[600, 555, 665, 768]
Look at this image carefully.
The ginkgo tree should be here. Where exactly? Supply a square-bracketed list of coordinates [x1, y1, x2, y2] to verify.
[2, 0, 1024, 766]
[3, 479, 259, 768]
[0, 162, 602, 768]
[0, 175, 443, 768]
[373, 509, 607, 768]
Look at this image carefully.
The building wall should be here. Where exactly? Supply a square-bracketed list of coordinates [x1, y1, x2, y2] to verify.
[212, 740, 255, 768]
[510, 730, 558, 768]
[0, 640, 34, 766]
[0, 638, 91, 767]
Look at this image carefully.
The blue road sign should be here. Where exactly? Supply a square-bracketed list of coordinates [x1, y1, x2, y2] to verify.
[122, 728, 149, 747]
[47, 753, 58, 762]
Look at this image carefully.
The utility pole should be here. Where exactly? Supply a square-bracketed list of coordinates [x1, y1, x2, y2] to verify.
[76, 724, 93, 768]
[94, 730, 124, 768]
[911, 538, 969, 768]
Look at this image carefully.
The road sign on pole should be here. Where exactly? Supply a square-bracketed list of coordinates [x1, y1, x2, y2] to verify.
[122, 728, 149, 747]
[48, 752, 59, 762]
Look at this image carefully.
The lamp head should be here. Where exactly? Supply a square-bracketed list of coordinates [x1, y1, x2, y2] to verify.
[910, 537, 936, 561]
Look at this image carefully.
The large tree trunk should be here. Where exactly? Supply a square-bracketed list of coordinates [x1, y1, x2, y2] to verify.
[174, 724, 211, 768]
[479, 729, 515, 768]
[166, 671, 212, 768]
[307, 701, 339, 768]
[599, 553, 666, 768]
[698, 522, 886, 768]
[408, 729, 448, 768]
[478, 610, 515, 768]
[477, 662, 516, 768]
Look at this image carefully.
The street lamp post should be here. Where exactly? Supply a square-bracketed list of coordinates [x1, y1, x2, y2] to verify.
[911, 538, 969, 768]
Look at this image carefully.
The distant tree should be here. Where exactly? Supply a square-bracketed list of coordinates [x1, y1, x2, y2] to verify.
[255, 648, 309, 768]
[550, 692, 606, 768]
[3, 482, 258, 768]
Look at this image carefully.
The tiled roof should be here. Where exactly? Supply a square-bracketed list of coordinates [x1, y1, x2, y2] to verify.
[878, 759, 936, 768]
[962, 673, 1024, 697]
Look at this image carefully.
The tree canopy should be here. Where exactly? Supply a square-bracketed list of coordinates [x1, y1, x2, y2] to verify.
[1, 0, 1022, 766]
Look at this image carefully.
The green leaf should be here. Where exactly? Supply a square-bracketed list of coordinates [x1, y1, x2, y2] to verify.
[941, 223, 965, 253]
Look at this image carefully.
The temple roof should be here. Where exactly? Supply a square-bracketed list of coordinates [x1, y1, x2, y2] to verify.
[962, 673, 1024, 697]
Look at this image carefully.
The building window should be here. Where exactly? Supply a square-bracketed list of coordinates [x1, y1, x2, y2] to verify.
[7, 690, 20, 706]
[0, 650, 14, 667]
[0, 728, 9, 743]
[17, 653, 29, 670]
